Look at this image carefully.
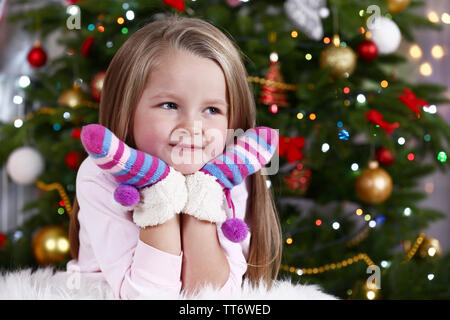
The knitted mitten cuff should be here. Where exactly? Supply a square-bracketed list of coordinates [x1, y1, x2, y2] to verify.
[132, 168, 188, 228]
[182, 171, 226, 224]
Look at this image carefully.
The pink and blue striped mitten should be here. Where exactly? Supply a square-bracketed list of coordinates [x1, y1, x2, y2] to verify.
[80, 124, 187, 227]
[182, 127, 278, 243]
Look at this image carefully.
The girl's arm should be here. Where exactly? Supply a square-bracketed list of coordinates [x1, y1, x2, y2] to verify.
[180, 215, 230, 296]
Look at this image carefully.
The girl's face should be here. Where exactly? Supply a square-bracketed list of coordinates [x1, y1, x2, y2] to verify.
[133, 49, 229, 175]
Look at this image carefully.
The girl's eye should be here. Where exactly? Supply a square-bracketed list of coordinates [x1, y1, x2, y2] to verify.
[160, 102, 177, 110]
[206, 107, 220, 115]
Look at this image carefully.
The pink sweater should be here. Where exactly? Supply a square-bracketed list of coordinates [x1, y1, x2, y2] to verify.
[66, 156, 251, 299]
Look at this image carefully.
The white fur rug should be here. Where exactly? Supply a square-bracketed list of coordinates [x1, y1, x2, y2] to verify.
[0, 268, 337, 300]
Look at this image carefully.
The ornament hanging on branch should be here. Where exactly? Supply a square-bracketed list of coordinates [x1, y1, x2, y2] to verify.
[27, 41, 47, 68]
[90, 71, 106, 102]
[284, 164, 311, 194]
[163, 0, 184, 12]
[355, 160, 393, 205]
[6, 146, 45, 185]
[32, 225, 70, 265]
[58, 82, 89, 108]
[278, 134, 305, 163]
[358, 39, 378, 62]
[259, 53, 290, 109]
[320, 34, 357, 79]
[365, 109, 400, 136]
[375, 147, 396, 166]
[398, 87, 428, 116]
[386, 0, 410, 14]
[368, 16, 401, 55]
[405, 232, 441, 260]
[284, 0, 328, 40]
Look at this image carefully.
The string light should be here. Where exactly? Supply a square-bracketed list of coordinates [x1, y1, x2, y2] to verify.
[351, 163, 359, 171]
[332, 222, 340, 230]
[423, 104, 437, 114]
[409, 44, 422, 59]
[380, 80, 388, 88]
[13, 118, 23, 128]
[88, 24, 95, 31]
[419, 62, 432, 76]
[296, 112, 304, 119]
[424, 134, 431, 142]
[338, 129, 350, 140]
[125, 10, 135, 20]
[13, 95, 23, 104]
[398, 137, 406, 145]
[356, 208, 363, 216]
[356, 94, 366, 104]
[441, 12, 450, 24]
[343, 86, 350, 94]
[117, 17, 124, 24]
[286, 237, 293, 245]
[403, 207, 411, 217]
[305, 53, 312, 60]
[431, 45, 444, 59]
[321, 143, 330, 152]
[427, 11, 440, 23]
[269, 104, 278, 114]
[323, 36, 331, 44]
[309, 113, 317, 120]
[290, 30, 298, 38]
[407, 153, 415, 161]
[18, 75, 31, 88]
[437, 151, 447, 163]
[315, 219, 322, 226]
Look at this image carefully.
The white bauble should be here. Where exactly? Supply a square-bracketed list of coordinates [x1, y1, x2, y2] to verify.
[369, 16, 401, 55]
[6, 146, 45, 185]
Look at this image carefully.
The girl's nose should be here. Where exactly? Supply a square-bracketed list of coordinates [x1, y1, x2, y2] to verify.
[171, 119, 204, 145]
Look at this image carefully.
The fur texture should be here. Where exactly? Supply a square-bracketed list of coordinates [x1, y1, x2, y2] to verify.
[0, 268, 338, 300]
[133, 168, 188, 227]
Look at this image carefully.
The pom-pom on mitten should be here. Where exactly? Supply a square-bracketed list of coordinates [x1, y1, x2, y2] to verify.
[183, 127, 279, 243]
[80, 124, 187, 227]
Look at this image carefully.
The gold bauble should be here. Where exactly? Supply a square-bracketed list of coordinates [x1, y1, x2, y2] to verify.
[58, 85, 88, 108]
[32, 225, 70, 265]
[355, 161, 393, 204]
[319, 45, 357, 78]
[386, 0, 410, 13]
[418, 235, 442, 259]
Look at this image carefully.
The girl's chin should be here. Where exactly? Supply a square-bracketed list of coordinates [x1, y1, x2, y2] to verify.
[170, 163, 205, 175]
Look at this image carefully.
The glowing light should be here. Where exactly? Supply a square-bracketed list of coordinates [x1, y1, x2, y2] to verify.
[13, 95, 23, 104]
[125, 10, 135, 20]
[14, 118, 23, 128]
[269, 52, 278, 62]
[45, 239, 56, 251]
[291, 30, 298, 38]
[420, 62, 432, 77]
[305, 53, 312, 60]
[359, 9, 365, 17]
[63, 112, 71, 120]
[117, 17, 125, 24]
[369, 220, 377, 228]
[269, 104, 278, 114]
[357, 94, 366, 104]
[286, 237, 293, 245]
[427, 11, 440, 23]
[409, 44, 422, 59]
[425, 182, 434, 194]
[424, 134, 431, 142]
[351, 163, 359, 172]
[398, 137, 406, 145]
[403, 207, 411, 217]
[315, 219, 322, 226]
[323, 37, 331, 44]
[338, 129, 350, 140]
[364, 214, 371, 221]
[407, 153, 415, 161]
[98, 25, 105, 32]
[121, 27, 128, 34]
[18, 75, 31, 88]
[58, 238, 70, 252]
[309, 113, 317, 120]
[58, 208, 65, 215]
[332, 222, 340, 230]
[380, 80, 388, 88]
[366, 290, 376, 300]
[428, 274, 435, 281]
[297, 112, 304, 119]
[356, 208, 363, 216]
[431, 45, 444, 59]
[321, 143, 330, 153]
[423, 104, 437, 114]
[437, 151, 447, 163]
[343, 87, 350, 94]
[442, 12, 450, 24]
[428, 247, 437, 257]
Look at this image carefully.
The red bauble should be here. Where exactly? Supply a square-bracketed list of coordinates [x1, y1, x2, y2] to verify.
[71, 128, 81, 139]
[375, 147, 395, 166]
[27, 43, 47, 68]
[65, 151, 81, 170]
[358, 40, 378, 62]
[90, 71, 106, 102]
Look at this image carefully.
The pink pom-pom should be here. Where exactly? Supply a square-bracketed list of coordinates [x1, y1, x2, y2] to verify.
[222, 218, 248, 243]
[114, 184, 140, 207]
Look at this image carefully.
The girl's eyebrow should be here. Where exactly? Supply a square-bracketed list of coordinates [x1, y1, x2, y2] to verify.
[150, 91, 228, 107]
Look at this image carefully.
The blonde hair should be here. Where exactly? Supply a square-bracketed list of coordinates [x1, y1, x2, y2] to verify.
[69, 14, 282, 290]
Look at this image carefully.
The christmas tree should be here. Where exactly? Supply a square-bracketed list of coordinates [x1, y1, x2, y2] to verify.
[1, 0, 449, 299]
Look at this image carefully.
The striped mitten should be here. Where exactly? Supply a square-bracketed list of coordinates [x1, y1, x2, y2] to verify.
[80, 124, 187, 228]
[182, 127, 278, 243]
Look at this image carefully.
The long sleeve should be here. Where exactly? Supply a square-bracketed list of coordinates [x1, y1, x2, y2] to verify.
[215, 176, 251, 296]
[67, 157, 183, 299]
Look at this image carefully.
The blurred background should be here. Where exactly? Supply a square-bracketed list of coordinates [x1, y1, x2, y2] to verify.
[0, 0, 449, 299]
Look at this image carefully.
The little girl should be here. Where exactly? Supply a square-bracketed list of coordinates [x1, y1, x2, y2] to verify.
[67, 14, 282, 299]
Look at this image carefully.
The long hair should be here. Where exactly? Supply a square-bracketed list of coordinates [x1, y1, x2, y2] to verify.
[69, 14, 282, 290]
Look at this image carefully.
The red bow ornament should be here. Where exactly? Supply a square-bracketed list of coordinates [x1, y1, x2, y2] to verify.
[278, 135, 305, 163]
[398, 88, 428, 115]
[365, 109, 400, 136]
[163, 0, 184, 12]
